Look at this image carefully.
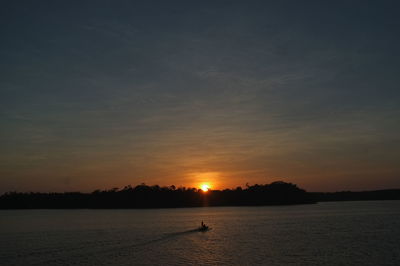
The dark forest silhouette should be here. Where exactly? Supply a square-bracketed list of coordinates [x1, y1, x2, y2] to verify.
[0, 181, 315, 209]
[0, 181, 399, 209]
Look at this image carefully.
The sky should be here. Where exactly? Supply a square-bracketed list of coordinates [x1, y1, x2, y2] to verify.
[1, 0, 400, 193]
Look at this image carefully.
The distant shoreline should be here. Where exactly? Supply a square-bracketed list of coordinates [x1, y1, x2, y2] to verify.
[1, 182, 399, 209]
[311, 189, 400, 202]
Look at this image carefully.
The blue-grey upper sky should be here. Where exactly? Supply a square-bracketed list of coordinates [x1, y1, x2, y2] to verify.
[1, 0, 399, 193]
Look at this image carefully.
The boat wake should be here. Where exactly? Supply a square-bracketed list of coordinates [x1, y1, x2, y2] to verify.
[94, 227, 210, 257]
[134, 228, 201, 247]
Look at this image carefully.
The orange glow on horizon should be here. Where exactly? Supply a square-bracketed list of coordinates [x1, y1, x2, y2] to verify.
[200, 183, 211, 192]
[190, 171, 219, 191]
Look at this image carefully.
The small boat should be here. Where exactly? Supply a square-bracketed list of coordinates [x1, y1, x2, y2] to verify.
[198, 225, 209, 231]
[198, 221, 210, 231]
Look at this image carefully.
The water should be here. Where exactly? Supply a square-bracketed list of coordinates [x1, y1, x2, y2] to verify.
[1, 201, 399, 265]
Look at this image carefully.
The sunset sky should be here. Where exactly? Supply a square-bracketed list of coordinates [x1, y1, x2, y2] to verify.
[1, 1, 400, 193]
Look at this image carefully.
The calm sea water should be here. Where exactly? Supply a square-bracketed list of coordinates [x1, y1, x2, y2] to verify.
[1, 201, 399, 265]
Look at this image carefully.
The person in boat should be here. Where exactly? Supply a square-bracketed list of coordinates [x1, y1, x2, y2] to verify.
[201, 221, 207, 229]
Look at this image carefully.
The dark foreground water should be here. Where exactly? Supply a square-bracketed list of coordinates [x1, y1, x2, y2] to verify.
[1, 201, 399, 265]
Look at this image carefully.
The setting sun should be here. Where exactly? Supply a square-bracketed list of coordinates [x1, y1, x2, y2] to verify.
[190, 172, 219, 192]
[200, 184, 210, 192]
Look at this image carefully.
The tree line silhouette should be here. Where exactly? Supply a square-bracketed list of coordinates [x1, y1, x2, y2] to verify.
[1, 181, 399, 209]
[0, 181, 315, 209]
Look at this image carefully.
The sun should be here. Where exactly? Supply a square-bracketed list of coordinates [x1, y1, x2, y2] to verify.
[200, 184, 210, 192]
